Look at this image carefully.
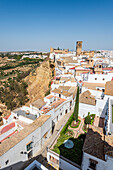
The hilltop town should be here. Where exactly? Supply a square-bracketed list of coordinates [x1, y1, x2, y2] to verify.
[0, 42, 113, 170]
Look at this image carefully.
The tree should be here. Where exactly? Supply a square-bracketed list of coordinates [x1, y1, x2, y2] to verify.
[85, 116, 91, 124]
[73, 86, 79, 122]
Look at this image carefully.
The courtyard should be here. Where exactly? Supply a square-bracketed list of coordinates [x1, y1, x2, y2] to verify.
[52, 116, 86, 165]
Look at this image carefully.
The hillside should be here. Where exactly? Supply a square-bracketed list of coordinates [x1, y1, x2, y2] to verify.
[25, 59, 55, 105]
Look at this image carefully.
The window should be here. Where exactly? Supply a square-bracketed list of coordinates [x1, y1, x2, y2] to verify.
[50, 155, 59, 164]
[65, 109, 68, 114]
[5, 160, 9, 165]
[102, 89, 105, 92]
[28, 150, 33, 159]
[26, 142, 32, 151]
[89, 159, 98, 170]
[43, 132, 48, 138]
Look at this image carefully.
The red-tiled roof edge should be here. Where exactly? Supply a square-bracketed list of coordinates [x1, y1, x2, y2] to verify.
[0, 131, 17, 143]
[1, 122, 15, 134]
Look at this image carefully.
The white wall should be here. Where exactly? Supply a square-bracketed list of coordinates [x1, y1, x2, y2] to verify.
[108, 97, 113, 133]
[79, 103, 96, 118]
[82, 152, 113, 170]
[44, 96, 54, 104]
[46, 100, 70, 124]
[0, 117, 52, 169]
[47, 150, 80, 170]
[87, 73, 113, 83]
[79, 98, 108, 118]
[82, 152, 106, 170]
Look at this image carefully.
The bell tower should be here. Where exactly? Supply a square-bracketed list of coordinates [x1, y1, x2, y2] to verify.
[76, 41, 82, 56]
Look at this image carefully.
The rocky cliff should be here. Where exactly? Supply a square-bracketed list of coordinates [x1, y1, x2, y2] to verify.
[25, 59, 55, 104]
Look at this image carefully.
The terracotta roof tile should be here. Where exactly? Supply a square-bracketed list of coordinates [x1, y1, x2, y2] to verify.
[46, 95, 54, 99]
[0, 115, 51, 156]
[83, 125, 113, 160]
[83, 82, 105, 90]
[79, 90, 96, 105]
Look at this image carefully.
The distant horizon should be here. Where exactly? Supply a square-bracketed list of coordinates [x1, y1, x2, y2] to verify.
[1, 48, 113, 53]
[0, 0, 113, 51]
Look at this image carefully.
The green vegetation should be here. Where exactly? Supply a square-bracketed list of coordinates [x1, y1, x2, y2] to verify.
[82, 124, 87, 133]
[0, 58, 42, 71]
[52, 70, 54, 77]
[60, 112, 74, 135]
[0, 52, 48, 60]
[0, 53, 23, 60]
[73, 86, 79, 122]
[52, 105, 85, 165]
[96, 51, 101, 53]
[48, 81, 51, 88]
[84, 112, 95, 125]
[45, 89, 50, 96]
[52, 132, 85, 165]
[0, 79, 29, 110]
[60, 88, 80, 135]
[16, 70, 31, 81]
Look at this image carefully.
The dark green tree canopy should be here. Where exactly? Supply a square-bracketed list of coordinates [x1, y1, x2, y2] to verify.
[73, 86, 79, 122]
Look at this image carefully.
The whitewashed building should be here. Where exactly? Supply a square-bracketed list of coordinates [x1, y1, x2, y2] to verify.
[82, 125, 113, 170]
[0, 115, 52, 170]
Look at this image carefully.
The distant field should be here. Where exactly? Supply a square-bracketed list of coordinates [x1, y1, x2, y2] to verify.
[0, 56, 44, 83]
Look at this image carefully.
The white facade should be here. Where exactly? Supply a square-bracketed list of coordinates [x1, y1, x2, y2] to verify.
[79, 97, 108, 118]
[82, 152, 113, 170]
[45, 100, 71, 124]
[47, 150, 80, 170]
[0, 116, 52, 170]
[87, 73, 113, 84]
[107, 96, 113, 133]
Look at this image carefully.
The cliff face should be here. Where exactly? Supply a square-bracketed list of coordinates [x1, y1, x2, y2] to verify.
[25, 60, 55, 104]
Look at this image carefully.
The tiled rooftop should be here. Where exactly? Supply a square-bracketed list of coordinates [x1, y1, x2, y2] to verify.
[0, 115, 51, 156]
[50, 98, 66, 109]
[83, 125, 113, 160]
[83, 82, 105, 90]
[31, 99, 46, 109]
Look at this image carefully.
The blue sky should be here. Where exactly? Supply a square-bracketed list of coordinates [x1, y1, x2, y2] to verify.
[0, 0, 113, 51]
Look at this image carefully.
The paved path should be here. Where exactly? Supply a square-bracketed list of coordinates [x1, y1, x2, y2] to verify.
[69, 117, 85, 138]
